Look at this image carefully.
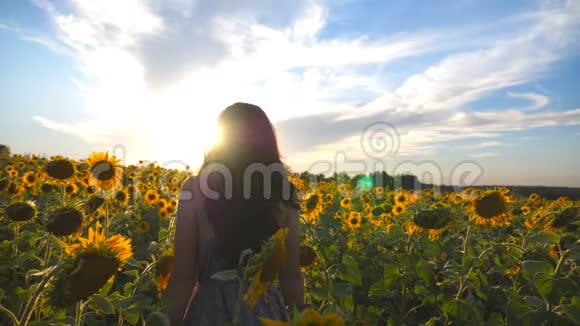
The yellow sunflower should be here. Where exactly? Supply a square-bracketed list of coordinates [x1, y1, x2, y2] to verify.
[155, 249, 175, 291]
[392, 204, 405, 216]
[406, 221, 424, 237]
[3, 201, 37, 222]
[345, 211, 362, 229]
[300, 191, 324, 223]
[318, 181, 330, 191]
[340, 197, 352, 209]
[165, 205, 176, 216]
[22, 171, 38, 187]
[39, 182, 55, 193]
[360, 193, 372, 204]
[65, 222, 133, 266]
[144, 189, 159, 205]
[8, 168, 19, 178]
[414, 207, 454, 229]
[87, 152, 122, 191]
[528, 193, 541, 204]
[114, 190, 129, 206]
[422, 189, 435, 199]
[64, 182, 79, 195]
[156, 198, 168, 210]
[461, 188, 479, 201]
[543, 206, 579, 234]
[394, 191, 408, 205]
[505, 264, 522, 279]
[158, 208, 170, 220]
[337, 183, 351, 194]
[521, 205, 531, 215]
[372, 187, 384, 196]
[6, 181, 24, 197]
[470, 189, 512, 227]
[138, 221, 150, 233]
[289, 175, 306, 192]
[46, 207, 84, 236]
[51, 222, 133, 306]
[299, 245, 316, 268]
[324, 193, 334, 202]
[4, 165, 15, 174]
[244, 228, 289, 309]
[45, 159, 76, 180]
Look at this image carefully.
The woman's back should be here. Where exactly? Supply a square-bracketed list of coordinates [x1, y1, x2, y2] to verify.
[166, 103, 304, 325]
[181, 176, 289, 325]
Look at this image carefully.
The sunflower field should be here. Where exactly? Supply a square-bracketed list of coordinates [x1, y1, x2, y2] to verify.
[0, 151, 579, 326]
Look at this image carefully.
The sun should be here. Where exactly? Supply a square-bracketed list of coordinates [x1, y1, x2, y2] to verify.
[205, 122, 223, 152]
[149, 110, 223, 169]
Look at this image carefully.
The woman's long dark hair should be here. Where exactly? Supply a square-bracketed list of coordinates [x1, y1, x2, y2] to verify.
[199, 102, 298, 266]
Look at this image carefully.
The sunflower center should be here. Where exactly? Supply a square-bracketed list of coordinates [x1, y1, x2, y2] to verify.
[91, 161, 115, 181]
[475, 192, 507, 219]
[5, 202, 36, 221]
[115, 191, 127, 202]
[46, 159, 75, 180]
[350, 218, 359, 225]
[47, 207, 83, 236]
[305, 195, 319, 211]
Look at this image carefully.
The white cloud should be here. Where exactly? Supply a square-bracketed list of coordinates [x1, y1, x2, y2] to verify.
[507, 92, 550, 110]
[33, 116, 111, 143]
[0, 22, 19, 32]
[312, 0, 580, 164]
[0, 21, 70, 55]
[17, 0, 580, 172]
[471, 152, 500, 158]
[457, 141, 503, 151]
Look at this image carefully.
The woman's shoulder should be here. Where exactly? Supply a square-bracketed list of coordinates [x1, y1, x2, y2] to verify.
[179, 175, 199, 201]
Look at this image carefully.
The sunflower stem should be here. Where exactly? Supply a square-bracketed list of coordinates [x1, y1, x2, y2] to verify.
[42, 236, 51, 268]
[19, 263, 64, 326]
[455, 225, 471, 300]
[233, 260, 251, 325]
[0, 303, 19, 326]
[13, 223, 20, 256]
[166, 216, 176, 246]
[554, 243, 568, 276]
[521, 211, 557, 248]
[60, 183, 65, 207]
[115, 262, 156, 326]
[105, 200, 110, 239]
[130, 262, 155, 297]
[74, 300, 83, 326]
[233, 275, 246, 325]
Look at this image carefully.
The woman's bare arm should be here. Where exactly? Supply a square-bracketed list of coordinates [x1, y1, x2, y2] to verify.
[279, 205, 304, 305]
[166, 177, 198, 325]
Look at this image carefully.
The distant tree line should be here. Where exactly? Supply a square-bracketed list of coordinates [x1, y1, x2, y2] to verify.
[1, 144, 578, 200]
[298, 170, 580, 200]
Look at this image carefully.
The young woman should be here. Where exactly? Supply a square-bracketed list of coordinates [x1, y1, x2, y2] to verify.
[166, 103, 304, 325]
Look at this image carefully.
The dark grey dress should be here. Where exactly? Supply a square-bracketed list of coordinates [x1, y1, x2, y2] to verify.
[185, 239, 288, 325]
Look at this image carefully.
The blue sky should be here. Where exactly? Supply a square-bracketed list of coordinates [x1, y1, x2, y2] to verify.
[1, 0, 579, 187]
